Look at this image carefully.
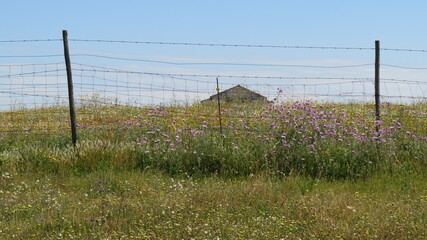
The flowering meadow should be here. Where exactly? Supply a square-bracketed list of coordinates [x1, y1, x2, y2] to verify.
[1, 100, 425, 178]
[0, 100, 426, 239]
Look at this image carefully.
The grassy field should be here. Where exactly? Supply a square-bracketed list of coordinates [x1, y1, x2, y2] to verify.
[0, 101, 426, 239]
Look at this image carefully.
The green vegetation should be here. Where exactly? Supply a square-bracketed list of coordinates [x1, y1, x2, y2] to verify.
[0, 101, 426, 239]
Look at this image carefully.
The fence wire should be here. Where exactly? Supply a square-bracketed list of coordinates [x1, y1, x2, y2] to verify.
[0, 38, 426, 141]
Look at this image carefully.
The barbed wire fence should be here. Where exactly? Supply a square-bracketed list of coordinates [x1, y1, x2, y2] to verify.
[1, 31, 426, 144]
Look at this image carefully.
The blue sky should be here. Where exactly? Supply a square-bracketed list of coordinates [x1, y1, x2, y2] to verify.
[1, 1, 427, 47]
[1, 1, 427, 107]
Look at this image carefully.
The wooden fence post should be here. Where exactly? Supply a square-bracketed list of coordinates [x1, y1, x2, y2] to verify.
[62, 30, 77, 146]
[375, 40, 381, 130]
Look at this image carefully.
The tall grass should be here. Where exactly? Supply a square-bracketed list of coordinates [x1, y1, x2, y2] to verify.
[0, 100, 426, 179]
[1, 101, 426, 239]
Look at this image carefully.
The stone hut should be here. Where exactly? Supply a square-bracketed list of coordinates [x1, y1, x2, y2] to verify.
[201, 85, 268, 103]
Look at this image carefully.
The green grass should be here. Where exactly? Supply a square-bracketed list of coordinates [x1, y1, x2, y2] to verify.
[0, 171, 426, 239]
[0, 101, 426, 239]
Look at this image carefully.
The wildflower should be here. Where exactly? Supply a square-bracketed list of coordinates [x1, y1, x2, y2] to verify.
[2, 172, 11, 179]
[374, 120, 382, 127]
[346, 206, 356, 212]
[161, 133, 170, 138]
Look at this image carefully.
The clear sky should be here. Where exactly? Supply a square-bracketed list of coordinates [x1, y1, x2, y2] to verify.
[1, 1, 426, 47]
[1, 1, 427, 106]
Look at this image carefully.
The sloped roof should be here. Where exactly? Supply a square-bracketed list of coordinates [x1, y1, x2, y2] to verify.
[202, 85, 267, 102]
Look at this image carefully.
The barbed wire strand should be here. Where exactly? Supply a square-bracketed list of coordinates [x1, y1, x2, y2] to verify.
[67, 39, 374, 50]
[382, 64, 427, 70]
[69, 53, 374, 69]
[0, 54, 63, 58]
[0, 39, 62, 43]
[72, 68, 373, 80]
[0, 69, 65, 78]
[1, 38, 426, 52]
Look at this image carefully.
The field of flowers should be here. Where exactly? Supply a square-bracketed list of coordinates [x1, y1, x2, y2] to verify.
[0, 100, 426, 239]
[1, 100, 426, 179]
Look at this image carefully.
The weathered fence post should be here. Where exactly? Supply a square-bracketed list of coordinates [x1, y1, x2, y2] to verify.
[375, 40, 381, 128]
[62, 30, 77, 146]
[216, 78, 223, 135]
